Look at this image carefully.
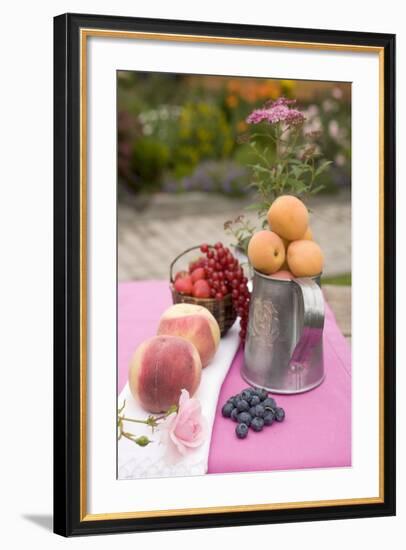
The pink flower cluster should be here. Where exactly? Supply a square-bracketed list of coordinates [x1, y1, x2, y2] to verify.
[246, 97, 305, 126]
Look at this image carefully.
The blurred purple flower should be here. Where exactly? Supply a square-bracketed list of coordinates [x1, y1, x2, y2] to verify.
[163, 181, 178, 193]
[182, 178, 193, 191]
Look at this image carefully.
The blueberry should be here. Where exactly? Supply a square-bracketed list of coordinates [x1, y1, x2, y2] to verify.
[263, 410, 275, 426]
[236, 423, 249, 439]
[254, 404, 266, 418]
[249, 406, 257, 417]
[240, 389, 252, 401]
[258, 388, 269, 401]
[237, 411, 252, 426]
[251, 417, 265, 432]
[275, 407, 285, 422]
[228, 395, 238, 406]
[221, 402, 235, 418]
[249, 395, 261, 407]
[262, 397, 277, 410]
[230, 408, 239, 422]
[252, 388, 268, 400]
[236, 399, 249, 412]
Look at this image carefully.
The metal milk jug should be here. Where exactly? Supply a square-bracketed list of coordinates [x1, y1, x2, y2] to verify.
[242, 270, 325, 394]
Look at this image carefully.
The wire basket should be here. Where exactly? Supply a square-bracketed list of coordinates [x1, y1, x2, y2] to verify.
[169, 245, 237, 336]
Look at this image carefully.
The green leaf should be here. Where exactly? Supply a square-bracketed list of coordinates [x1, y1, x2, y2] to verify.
[290, 165, 304, 178]
[248, 163, 271, 174]
[311, 184, 325, 194]
[135, 436, 152, 447]
[315, 160, 332, 177]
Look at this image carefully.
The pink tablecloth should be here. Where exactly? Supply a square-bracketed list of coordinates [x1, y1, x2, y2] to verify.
[118, 280, 351, 473]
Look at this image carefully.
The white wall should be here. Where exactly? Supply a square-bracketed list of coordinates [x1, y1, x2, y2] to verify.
[0, 0, 403, 547]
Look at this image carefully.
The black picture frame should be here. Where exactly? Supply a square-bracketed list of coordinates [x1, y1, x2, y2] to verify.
[54, 12, 396, 537]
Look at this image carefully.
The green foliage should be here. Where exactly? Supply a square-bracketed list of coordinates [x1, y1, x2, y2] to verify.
[321, 273, 351, 286]
[131, 137, 170, 185]
[173, 102, 234, 171]
[117, 73, 351, 198]
[246, 125, 332, 217]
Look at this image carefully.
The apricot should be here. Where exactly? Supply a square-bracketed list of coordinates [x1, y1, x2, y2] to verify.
[279, 237, 290, 270]
[157, 303, 220, 367]
[267, 195, 309, 241]
[129, 335, 202, 413]
[287, 240, 324, 277]
[247, 230, 285, 275]
[301, 227, 313, 241]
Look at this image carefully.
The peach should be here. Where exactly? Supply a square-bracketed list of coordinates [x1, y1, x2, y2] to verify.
[270, 270, 294, 280]
[157, 303, 220, 367]
[247, 230, 285, 275]
[191, 267, 206, 283]
[174, 275, 193, 295]
[287, 240, 324, 277]
[193, 279, 211, 298]
[129, 335, 202, 413]
[267, 195, 309, 241]
[174, 270, 188, 281]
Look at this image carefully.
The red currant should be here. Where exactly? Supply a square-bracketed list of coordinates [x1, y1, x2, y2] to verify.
[200, 244, 209, 253]
[215, 292, 223, 300]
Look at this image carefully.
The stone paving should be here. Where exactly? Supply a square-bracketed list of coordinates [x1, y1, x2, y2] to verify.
[118, 187, 351, 281]
[323, 285, 352, 343]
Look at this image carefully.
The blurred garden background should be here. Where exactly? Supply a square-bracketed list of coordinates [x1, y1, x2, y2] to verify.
[117, 72, 351, 342]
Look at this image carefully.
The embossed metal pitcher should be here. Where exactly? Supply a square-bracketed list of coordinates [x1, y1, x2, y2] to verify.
[242, 270, 325, 394]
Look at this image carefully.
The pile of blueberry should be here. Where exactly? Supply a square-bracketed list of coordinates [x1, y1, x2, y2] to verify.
[221, 387, 285, 439]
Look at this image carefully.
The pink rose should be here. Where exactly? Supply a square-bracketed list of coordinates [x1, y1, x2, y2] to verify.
[160, 389, 207, 457]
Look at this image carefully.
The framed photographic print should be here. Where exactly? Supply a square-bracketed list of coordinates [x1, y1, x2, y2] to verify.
[53, 13, 396, 536]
